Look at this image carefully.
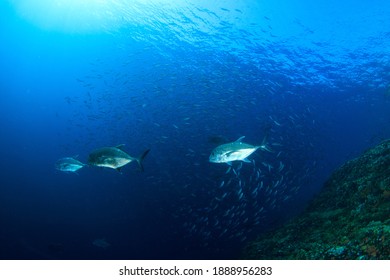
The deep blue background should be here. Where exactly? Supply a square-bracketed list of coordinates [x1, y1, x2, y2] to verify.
[1, 0, 390, 259]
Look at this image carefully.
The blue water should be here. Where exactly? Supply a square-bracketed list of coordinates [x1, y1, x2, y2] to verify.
[1, 0, 390, 259]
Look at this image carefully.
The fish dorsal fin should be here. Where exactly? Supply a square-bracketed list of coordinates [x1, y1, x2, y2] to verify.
[116, 144, 126, 151]
[235, 136, 245, 143]
[72, 155, 79, 159]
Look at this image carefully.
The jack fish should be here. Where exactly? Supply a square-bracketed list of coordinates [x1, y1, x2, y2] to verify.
[88, 144, 150, 172]
[55, 156, 86, 173]
[209, 136, 270, 164]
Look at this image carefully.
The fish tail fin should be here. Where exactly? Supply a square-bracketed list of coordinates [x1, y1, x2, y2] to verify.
[259, 135, 273, 152]
[136, 149, 151, 172]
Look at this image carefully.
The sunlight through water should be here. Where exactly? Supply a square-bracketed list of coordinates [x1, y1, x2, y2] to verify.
[9, 0, 262, 34]
[8, 0, 178, 33]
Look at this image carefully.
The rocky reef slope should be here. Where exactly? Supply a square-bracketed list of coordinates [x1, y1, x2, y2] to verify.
[243, 140, 390, 259]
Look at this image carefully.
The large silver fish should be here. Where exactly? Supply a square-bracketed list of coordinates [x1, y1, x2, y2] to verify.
[209, 136, 270, 164]
[55, 156, 86, 173]
[88, 144, 150, 172]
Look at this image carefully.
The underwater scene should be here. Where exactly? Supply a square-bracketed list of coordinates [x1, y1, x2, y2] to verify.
[0, 0, 390, 260]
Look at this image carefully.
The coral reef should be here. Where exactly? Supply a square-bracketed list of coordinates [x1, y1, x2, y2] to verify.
[243, 140, 390, 259]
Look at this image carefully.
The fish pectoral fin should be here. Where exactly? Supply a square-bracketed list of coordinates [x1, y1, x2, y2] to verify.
[226, 151, 240, 157]
[116, 167, 123, 173]
[242, 158, 251, 163]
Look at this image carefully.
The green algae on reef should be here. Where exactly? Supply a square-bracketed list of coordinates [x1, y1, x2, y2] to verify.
[243, 140, 390, 259]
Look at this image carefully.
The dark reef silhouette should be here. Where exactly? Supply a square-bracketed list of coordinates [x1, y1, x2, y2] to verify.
[243, 140, 390, 259]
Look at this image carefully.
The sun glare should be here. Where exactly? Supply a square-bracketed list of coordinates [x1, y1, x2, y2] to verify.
[9, 0, 127, 33]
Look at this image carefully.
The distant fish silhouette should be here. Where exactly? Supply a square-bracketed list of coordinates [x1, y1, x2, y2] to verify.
[55, 156, 86, 173]
[92, 238, 110, 249]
